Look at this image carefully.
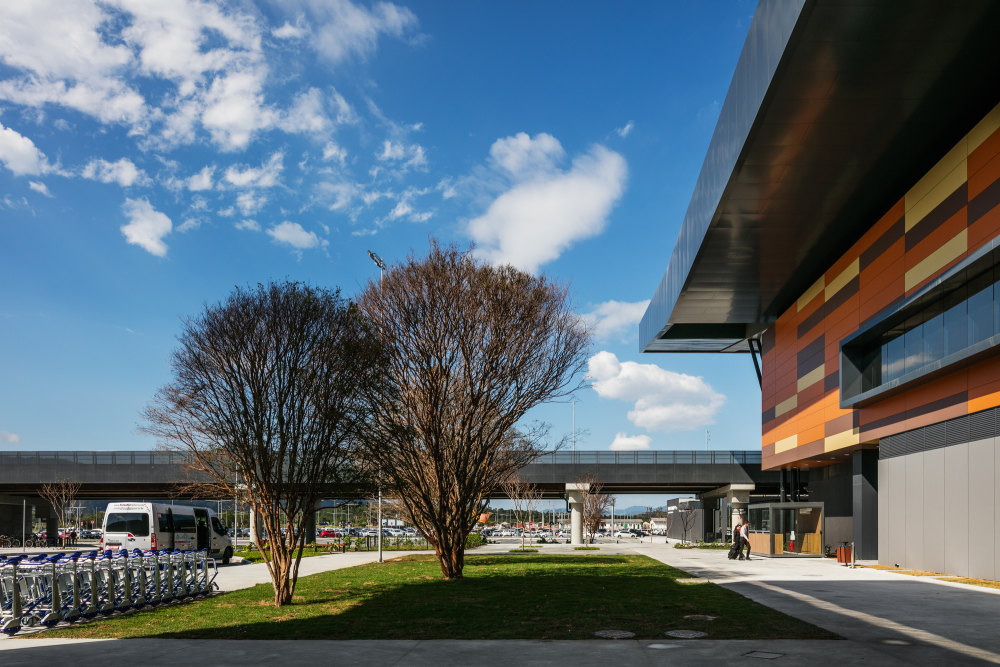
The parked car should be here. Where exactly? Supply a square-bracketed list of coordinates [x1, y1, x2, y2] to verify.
[320, 528, 344, 538]
[615, 530, 636, 538]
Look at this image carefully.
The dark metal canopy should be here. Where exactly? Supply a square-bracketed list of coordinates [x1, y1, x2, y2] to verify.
[641, 0, 1000, 352]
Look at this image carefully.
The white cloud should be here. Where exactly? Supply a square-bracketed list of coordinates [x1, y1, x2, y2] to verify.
[177, 218, 201, 233]
[468, 139, 627, 273]
[581, 299, 651, 342]
[587, 351, 725, 432]
[489, 132, 564, 179]
[302, 0, 418, 65]
[224, 152, 283, 188]
[236, 191, 267, 215]
[81, 157, 148, 187]
[234, 219, 260, 231]
[273, 20, 307, 40]
[0, 431, 20, 443]
[266, 221, 325, 250]
[29, 181, 53, 197]
[378, 140, 405, 161]
[279, 87, 330, 134]
[616, 121, 634, 138]
[610, 433, 651, 451]
[186, 165, 214, 191]
[0, 122, 50, 176]
[120, 197, 172, 257]
[322, 141, 348, 164]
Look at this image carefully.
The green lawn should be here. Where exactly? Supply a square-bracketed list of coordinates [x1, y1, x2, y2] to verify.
[36, 554, 836, 641]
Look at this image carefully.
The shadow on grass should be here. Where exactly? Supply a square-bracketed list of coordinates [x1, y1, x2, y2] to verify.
[140, 554, 836, 641]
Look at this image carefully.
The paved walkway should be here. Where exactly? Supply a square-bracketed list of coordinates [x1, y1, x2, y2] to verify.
[2, 542, 999, 665]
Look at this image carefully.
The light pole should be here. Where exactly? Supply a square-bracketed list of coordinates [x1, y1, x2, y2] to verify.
[368, 249, 387, 563]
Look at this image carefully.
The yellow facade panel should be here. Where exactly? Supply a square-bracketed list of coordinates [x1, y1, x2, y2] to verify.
[774, 434, 798, 454]
[797, 276, 825, 311]
[905, 159, 968, 231]
[775, 394, 798, 418]
[968, 102, 1000, 152]
[824, 428, 860, 453]
[824, 257, 859, 301]
[904, 228, 968, 291]
[797, 364, 825, 393]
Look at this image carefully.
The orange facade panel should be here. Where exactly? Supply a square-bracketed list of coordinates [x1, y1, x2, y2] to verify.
[761, 102, 1000, 464]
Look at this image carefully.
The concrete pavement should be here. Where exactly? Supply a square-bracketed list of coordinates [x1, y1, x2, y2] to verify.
[3, 541, 1000, 664]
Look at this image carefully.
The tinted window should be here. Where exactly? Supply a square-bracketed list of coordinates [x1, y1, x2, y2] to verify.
[968, 271, 993, 345]
[157, 512, 173, 533]
[105, 512, 150, 536]
[211, 517, 227, 535]
[923, 312, 944, 365]
[172, 513, 196, 532]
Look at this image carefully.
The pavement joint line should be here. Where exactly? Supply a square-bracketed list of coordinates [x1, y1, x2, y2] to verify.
[747, 580, 1000, 665]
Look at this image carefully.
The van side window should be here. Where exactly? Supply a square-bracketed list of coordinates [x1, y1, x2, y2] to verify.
[172, 513, 196, 532]
[195, 513, 208, 528]
[157, 512, 173, 532]
[211, 517, 227, 535]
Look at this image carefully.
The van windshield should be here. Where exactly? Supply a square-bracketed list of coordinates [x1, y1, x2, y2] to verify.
[105, 512, 150, 536]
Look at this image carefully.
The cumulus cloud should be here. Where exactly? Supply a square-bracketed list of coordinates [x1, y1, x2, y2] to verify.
[186, 166, 214, 191]
[236, 191, 267, 215]
[587, 351, 725, 432]
[468, 135, 627, 273]
[273, 20, 307, 40]
[322, 141, 348, 164]
[581, 299, 650, 342]
[616, 121, 634, 138]
[0, 431, 20, 443]
[279, 87, 331, 134]
[609, 433, 651, 451]
[301, 0, 418, 65]
[120, 198, 172, 257]
[234, 219, 260, 231]
[81, 157, 147, 187]
[29, 181, 53, 197]
[266, 221, 325, 249]
[224, 152, 283, 188]
[0, 122, 50, 176]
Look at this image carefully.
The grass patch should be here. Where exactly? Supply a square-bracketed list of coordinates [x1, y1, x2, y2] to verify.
[938, 577, 1000, 590]
[508, 548, 538, 553]
[573, 546, 599, 551]
[35, 554, 837, 641]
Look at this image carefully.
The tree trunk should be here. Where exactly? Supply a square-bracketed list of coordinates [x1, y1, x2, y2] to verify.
[436, 541, 465, 579]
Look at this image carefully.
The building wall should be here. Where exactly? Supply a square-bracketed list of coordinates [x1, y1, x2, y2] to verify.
[879, 435, 1000, 579]
[762, 101, 1000, 470]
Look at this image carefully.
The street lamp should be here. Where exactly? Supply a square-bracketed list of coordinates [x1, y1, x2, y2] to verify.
[367, 249, 387, 564]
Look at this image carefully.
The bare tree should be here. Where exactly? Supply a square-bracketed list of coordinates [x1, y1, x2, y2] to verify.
[577, 473, 614, 543]
[39, 478, 82, 547]
[500, 473, 542, 548]
[143, 281, 383, 606]
[357, 243, 589, 578]
[679, 507, 697, 544]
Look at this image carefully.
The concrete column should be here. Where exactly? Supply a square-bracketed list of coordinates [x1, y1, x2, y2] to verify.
[46, 514, 59, 547]
[729, 489, 750, 534]
[852, 449, 878, 560]
[302, 500, 322, 544]
[565, 482, 589, 546]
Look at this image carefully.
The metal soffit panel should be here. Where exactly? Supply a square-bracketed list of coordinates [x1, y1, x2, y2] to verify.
[641, 0, 1000, 352]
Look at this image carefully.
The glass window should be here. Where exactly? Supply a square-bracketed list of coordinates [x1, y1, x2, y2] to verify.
[157, 512, 173, 533]
[923, 312, 944, 365]
[105, 512, 150, 536]
[904, 326, 922, 375]
[968, 271, 993, 345]
[211, 517, 227, 535]
[886, 334, 904, 381]
[943, 296, 967, 357]
[172, 513, 196, 532]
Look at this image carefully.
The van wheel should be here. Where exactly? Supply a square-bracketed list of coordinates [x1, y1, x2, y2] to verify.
[222, 547, 233, 565]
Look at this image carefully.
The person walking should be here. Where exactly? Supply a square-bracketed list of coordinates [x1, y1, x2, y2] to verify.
[740, 520, 751, 560]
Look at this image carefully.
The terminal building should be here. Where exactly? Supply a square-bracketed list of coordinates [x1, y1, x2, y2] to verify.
[641, 0, 1000, 575]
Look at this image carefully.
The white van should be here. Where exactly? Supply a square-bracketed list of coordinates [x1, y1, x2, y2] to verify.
[101, 502, 234, 564]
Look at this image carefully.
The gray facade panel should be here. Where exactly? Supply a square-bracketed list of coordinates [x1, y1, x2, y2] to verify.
[944, 443, 970, 577]
[922, 448, 946, 575]
[878, 460, 889, 564]
[904, 454, 924, 568]
[968, 439, 995, 580]
[888, 460, 906, 568]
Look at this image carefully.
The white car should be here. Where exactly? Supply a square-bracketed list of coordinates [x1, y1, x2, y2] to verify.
[615, 530, 636, 538]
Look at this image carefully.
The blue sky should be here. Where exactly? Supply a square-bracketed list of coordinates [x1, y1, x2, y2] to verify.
[0, 0, 761, 489]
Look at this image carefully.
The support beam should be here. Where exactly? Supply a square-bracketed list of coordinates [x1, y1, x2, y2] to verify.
[748, 338, 763, 388]
[565, 482, 589, 546]
[852, 450, 878, 560]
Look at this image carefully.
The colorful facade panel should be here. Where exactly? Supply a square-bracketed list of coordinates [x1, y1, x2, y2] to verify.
[762, 103, 1000, 470]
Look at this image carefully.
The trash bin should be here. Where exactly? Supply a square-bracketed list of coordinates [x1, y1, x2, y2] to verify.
[836, 544, 852, 564]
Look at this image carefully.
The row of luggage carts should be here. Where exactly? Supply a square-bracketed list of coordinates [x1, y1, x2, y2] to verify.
[0, 548, 219, 636]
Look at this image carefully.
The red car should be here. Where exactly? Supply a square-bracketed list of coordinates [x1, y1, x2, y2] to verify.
[320, 528, 344, 538]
